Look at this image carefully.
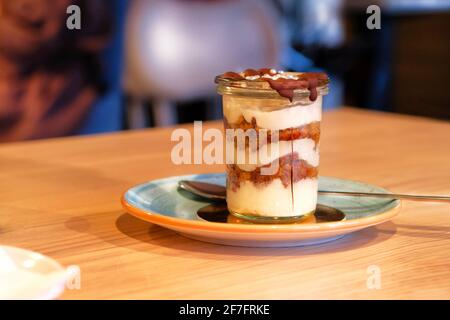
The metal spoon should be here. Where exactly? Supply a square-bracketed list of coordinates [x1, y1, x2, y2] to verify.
[178, 180, 450, 203]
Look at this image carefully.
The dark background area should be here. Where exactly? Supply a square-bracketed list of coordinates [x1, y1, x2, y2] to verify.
[0, 0, 449, 142]
[343, 11, 450, 119]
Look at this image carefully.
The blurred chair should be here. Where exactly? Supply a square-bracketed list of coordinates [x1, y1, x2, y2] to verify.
[123, 0, 282, 127]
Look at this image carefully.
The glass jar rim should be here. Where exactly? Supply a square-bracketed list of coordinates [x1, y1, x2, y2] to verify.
[215, 72, 329, 99]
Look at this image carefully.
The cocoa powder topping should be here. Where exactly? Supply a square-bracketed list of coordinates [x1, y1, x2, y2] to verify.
[219, 68, 328, 102]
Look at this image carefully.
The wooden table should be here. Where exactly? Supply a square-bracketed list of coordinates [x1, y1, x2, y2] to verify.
[0, 107, 449, 299]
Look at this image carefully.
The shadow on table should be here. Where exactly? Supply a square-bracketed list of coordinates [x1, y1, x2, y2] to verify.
[109, 213, 398, 259]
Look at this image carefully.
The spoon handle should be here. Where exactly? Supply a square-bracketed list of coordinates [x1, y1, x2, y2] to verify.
[179, 180, 450, 203]
[318, 190, 450, 203]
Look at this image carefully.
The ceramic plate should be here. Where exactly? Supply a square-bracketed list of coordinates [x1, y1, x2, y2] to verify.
[121, 174, 401, 247]
[0, 245, 75, 300]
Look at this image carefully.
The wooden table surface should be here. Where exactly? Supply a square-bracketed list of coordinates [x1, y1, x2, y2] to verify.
[0, 107, 449, 299]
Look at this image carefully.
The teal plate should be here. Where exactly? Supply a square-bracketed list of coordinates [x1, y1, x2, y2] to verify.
[122, 174, 401, 247]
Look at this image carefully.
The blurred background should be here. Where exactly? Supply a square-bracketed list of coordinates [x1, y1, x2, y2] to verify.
[0, 0, 449, 142]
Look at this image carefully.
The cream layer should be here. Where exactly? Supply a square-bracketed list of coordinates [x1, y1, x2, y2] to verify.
[227, 178, 318, 217]
[223, 95, 322, 130]
[232, 138, 318, 171]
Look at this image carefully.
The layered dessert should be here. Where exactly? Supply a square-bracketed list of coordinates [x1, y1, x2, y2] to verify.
[215, 68, 328, 221]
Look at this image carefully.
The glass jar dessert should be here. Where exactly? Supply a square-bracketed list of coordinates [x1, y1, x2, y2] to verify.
[215, 68, 329, 223]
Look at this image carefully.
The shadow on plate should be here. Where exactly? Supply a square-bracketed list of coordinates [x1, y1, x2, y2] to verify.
[196, 203, 346, 224]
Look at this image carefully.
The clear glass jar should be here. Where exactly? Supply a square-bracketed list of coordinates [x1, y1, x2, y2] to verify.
[216, 72, 329, 223]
